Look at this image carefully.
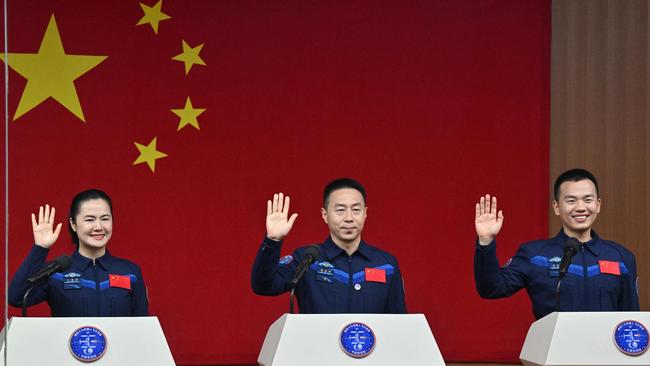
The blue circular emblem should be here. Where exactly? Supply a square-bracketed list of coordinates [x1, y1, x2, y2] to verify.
[340, 322, 375, 358]
[614, 320, 649, 356]
[69, 326, 108, 362]
[279, 255, 293, 265]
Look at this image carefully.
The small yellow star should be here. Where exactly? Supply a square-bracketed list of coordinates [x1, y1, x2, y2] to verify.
[171, 40, 206, 75]
[133, 137, 168, 173]
[0, 14, 107, 121]
[136, 0, 171, 34]
[171, 97, 206, 131]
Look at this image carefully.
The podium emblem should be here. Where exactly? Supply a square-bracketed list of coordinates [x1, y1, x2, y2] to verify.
[69, 326, 108, 362]
[340, 322, 375, 358]
[614, 320, 649, 356]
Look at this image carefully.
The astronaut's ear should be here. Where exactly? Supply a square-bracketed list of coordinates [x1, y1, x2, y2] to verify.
[552, 200, 560, 216]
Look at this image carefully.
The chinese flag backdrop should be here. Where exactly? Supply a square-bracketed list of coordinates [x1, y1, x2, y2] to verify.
[1, 1, 549, 364]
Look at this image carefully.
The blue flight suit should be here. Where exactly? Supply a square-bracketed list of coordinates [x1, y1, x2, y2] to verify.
[474, 230, 639, 319]
[9, 244, 148, 317]
[252, 236, 407, 313]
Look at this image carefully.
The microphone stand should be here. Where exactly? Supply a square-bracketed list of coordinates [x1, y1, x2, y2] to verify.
[556, 240, 581, 312]
[288, 266, 305, 314]
[21, 285, 37, 317]
[20, 256, 72, 316]
[289, 288, 296, 314]
[555, 274, 565, 312]
[287, 248, 320, 314]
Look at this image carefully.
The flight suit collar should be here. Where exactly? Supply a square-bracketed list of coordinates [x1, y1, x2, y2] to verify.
[72, 249, 114, 271]
[321, 236, 373, 261]
[555, 229, 601, 256]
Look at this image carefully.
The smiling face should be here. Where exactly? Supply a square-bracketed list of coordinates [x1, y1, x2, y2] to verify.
[69, 198, 113, 257]
[321, 188, 367, 248]
[553, 179, 601, 241]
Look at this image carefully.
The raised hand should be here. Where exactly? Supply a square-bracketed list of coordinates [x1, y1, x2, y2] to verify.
[32, 204, 62, 249]
[266, 193, 298, 241]
[475, 194, 504, 246]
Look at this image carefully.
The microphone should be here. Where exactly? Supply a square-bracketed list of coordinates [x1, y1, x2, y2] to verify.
[290, 245, 321, 288]
[289, 245, 321, 314]
[555, 237, 581, 312]
[23, 255, 72, 317]
[27, 255, 72, 284]
[558, 237, 580, 278]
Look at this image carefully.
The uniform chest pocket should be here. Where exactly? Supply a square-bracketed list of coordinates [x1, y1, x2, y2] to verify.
[362, 281, 389, 313]
[107, 287, 132, 316]
[557, 283, 581, 312]
[593, 273, 622, 309]
[306, 271, 339, 313]
[58, 290, 90, 316]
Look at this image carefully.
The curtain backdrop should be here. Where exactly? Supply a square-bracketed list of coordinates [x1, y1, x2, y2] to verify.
[1, 1, 550, 363]
[550, 0, 650, 311]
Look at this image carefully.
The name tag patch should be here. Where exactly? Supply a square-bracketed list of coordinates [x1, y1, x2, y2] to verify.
[63, 272, 82, 290]
[316, 274, 333, 283]
[317, 268, 334, 276]
[548, 256, 561, 278]
[64, 278, 81, 290]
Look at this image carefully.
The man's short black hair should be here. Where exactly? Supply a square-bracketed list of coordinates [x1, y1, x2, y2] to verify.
[553, 168, 599, 201]
[323, 178, 367, 208]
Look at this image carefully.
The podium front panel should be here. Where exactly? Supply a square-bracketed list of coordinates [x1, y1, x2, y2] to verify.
[0, 316, 175, 366]
[520, 312, 650, 366]
[258, 313, 445, 366]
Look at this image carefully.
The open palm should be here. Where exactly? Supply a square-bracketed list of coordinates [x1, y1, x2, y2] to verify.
[266, 193, 298, 241]
[475, 194, 504, 245]
[32, 204, 62, 248]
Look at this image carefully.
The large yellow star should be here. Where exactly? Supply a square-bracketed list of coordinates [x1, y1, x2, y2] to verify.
[0, 15, 107, 122]
[171, 97, 206, 131]
[171, 40, 206, 75]
[133, 137, 168, 173]
[136, 0, 171, 34]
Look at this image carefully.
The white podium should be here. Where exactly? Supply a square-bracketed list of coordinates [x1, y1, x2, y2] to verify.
[0, 316, 175, 366]
[520, 312, 650, 366]
[258, 313, 445, 366]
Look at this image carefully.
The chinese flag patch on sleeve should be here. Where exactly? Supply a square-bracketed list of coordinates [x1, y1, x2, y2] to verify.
[109, 274, 132, 290]
[599, 260, 621, 276]
[365, 267, 386, 283]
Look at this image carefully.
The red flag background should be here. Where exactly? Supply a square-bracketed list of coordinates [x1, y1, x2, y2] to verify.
[1, 1, 550, 364]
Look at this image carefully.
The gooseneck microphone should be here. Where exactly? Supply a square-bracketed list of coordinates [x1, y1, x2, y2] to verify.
[289, 245, 321, 314]
[23, 255, 72, 317]
[27, 255, 72, 284]
[290, 245, 321, 287]
[555, 238, 581, 312]
[558, 238, 580, 278]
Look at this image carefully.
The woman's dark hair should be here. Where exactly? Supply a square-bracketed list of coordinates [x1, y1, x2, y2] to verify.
[68, 189, 113, 245]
